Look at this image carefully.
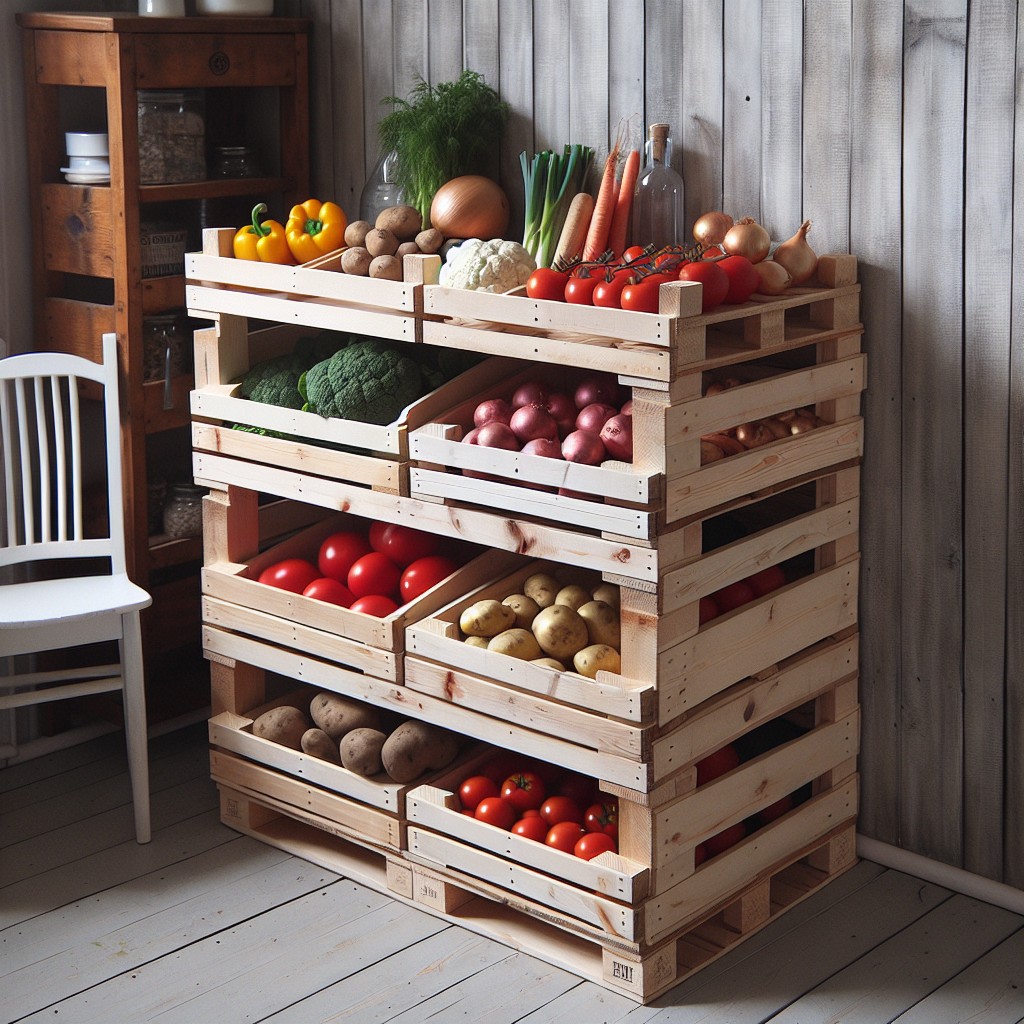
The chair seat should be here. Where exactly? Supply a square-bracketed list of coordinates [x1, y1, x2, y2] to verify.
[0, 573, 152, 630]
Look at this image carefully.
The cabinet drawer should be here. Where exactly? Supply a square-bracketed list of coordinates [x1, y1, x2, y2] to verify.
[41, 185, 114, 278]
[135, 34, 300, 89]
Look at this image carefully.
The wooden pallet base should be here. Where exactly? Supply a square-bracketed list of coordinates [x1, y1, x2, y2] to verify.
[217, 782, 856, 1003]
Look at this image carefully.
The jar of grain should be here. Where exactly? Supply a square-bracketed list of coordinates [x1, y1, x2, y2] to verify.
[162, 483, 205, 539]
[137, 90, 205, 184]
[142, 312, 188, 383]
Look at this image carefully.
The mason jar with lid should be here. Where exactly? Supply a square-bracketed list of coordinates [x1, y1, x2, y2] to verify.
[210, 145, 262, 179]
[142, 312, 188, 383]
[137, 90, 205, 184]
[162, 483, 205, 539]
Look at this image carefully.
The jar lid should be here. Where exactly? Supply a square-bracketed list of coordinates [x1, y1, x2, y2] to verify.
[143, 313, 181, 325]
[170, 482, 205, 495]
[214, 145, 257, 156]
[138, 89, 201, 103]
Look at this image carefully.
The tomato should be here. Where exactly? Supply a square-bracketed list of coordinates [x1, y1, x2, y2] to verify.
[711, 580, 756, 613]
[459, 774, 499, 812]
[526, 267, 569, 301]
[347, 551, 401, 599]
[399, 554, 458, 602]
[620, 277, 663, 313]
[512, 815, 550, 842]
[704, 821, 746, 857]
[745, 565, 786, 597]
[701, 245, 725, 259]
[564, 274, 600, 305]
[696, 744, 741, 786]
[371, 523, 439, 567]
[758, 793, 795, 824]
[349, 594, 399, 616]
[678, 260, 730, 312]
[480, 750, 523, 786]
[318, 531, 372, 582]
[520, 808, 541, 818]
[699, 595, 720, 624]
[301, 577, 355, 607]
[474, 795, 516, 830]
[583, 800, 618, 839]
[574, 831, 617, 860]
[718, 254, 759, 304]
[501, 771, 547, 813]
[257, 558, 320, 594]
[621, 245, 647, 263]
[540, 794, 584, 826]
[545, 820, 586, 854]
[367, 521, 390, 551]
[593, 272, 634, 309]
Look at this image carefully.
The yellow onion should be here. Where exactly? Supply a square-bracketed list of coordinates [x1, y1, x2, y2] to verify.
[773, 219, 818, 284]
[692, 211, 734, 247]
[754, 259, 792, 295]
[430, 175, 510, 239]
[723, 216, 771, 263]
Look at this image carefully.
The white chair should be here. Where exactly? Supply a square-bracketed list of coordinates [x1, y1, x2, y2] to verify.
[0, 333, 153, 843]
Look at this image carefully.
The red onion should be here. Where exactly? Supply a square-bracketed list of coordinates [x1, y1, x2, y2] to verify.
[476, 422, 520, 450]
[511, 381, 549, 409]
[600, 413, 633, 461]
[462, 426, 481, 445]
[521, 437, 562, 459]
[473, 397, 513, 428]
[510, 405, 558, 443]
[573, 374, 621, 410]
[575, 403, 617, 434]
[562, 429, 606, 465]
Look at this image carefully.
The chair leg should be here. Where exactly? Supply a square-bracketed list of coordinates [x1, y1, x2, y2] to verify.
[120, 611, 151, 844]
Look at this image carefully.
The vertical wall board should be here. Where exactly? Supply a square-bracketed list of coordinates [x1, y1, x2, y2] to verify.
[327, 0, 367, 205]
[608, 0, 645, 157]
[759, 0, 802, 240]
[393, 0, 428, 103]
[498, 0, 534, 241]
[462, 0, 501, 188]
[899, 0, 967, 867]
[1005, 1, 1024, 893]
[361, 0, 396, 173]
[568, 0, 610, 174]
[679, 1, 723, 224]
[849, 0, 904, 849]
[722, 0, 763, 218]
[801, 1, 852, 256]
[961, 1, 1015, 884]
[643, 0, 685, 193]
[532, 0, 571, 154]
[427, 0, 464, 85]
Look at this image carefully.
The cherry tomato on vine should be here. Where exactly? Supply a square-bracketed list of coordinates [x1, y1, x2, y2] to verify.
[459, 774, 499, 812]
[512, 815, 549, 842]
[620, 277, 664, 313]
[593, 272, 634, 309]
[564, 274, 601, 305]
[678, 260, 730, 311]
[526, 267, 570, 302]
[501, 770, 547, 813]
[718, 254, 759, 304]
[583, 800, 619, 839]
[475, 795, 516, 830]
[545, 820, 586, 854]
[574, 831, 617, 860]
[621, 245, 647, 263]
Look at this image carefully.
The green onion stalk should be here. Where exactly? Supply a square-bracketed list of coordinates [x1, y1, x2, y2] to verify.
[520, 144, 594, 269]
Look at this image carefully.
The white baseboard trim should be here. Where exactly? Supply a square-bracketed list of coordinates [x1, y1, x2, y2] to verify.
[857, 834, 1024, 915]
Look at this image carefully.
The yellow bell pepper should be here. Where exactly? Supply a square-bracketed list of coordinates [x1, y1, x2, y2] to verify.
[233, 203, 294, 264]
[285, 199, 348, 263]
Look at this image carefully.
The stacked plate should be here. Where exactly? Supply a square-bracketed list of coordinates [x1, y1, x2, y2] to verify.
[63, 132, 110, 184]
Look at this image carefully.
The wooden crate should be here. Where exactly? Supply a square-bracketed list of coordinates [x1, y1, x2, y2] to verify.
[186, 228, 440, 343]
[200, 494, 512, 681]
[191, 322, 513, 496]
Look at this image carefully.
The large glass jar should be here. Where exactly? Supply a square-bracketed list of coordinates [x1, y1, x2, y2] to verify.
[142, 312, 188, 383]
[162, 483, 205, 539]
[137, 90, 205, 184]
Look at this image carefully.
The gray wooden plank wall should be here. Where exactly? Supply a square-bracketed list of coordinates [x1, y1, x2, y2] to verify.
[1, 0, 1021, 890]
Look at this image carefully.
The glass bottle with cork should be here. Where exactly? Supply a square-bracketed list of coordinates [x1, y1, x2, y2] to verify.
[631, 123, 686, 250]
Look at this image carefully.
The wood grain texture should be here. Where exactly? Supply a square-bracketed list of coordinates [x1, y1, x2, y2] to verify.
[680, 0, 722, 226]
[961, 0, 1015, 884]
[898, 0, 967, 867]
[722, 0, 762, 219]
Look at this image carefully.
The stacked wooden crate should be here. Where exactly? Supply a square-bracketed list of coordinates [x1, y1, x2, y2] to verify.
[187, 236, 864, 1002]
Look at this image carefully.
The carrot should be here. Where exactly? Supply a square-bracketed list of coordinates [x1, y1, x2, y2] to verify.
[552, 192, 595, 266]
[606, 147, 640, 258]
[582, 141, 621, 261]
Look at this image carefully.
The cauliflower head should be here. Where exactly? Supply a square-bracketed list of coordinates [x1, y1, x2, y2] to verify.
[439, 238, 536, 293]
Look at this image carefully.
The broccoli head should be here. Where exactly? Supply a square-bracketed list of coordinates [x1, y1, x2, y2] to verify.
[299, 339, 423, 424]
[235, 333, 347, 409]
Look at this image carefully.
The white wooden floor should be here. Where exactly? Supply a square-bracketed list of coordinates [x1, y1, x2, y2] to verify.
[2, 722, 1023, 1024]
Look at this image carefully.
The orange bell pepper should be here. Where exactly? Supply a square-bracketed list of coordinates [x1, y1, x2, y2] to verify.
[285, 199, 348, 263]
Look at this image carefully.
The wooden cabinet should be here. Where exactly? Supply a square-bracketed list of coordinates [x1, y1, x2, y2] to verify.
[17, 12, 310, 722]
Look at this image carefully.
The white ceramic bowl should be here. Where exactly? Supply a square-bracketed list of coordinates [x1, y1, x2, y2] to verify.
[65, 132, 109, 157]
[64, 156, 111, 173]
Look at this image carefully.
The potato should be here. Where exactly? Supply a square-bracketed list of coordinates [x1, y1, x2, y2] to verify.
[501, 593, 541, 630]
[253, 705, 308, 750]
[573, 643, 622, 679]
[340, 245, 372, 276]
[459, 599, 515, 637]
[531, 604, 589, 661]
[555, 583, 591, 611]
[369, 254, 402, 280]
[340, 727, 388, 776]
[591, 582, 620, 608]
[344, 220, 372, 247]
[464, 635, 490, 649]
[300, 727, 341, 764]
[375, 204, 422, 242]
[523, 572, 561, 609]
[531, 657, 566, 671]
[577, 600, 621, 649]
[395, 241, 421, 258]
[310, 691, 383, 741]
[415, 228, 444, 254]
[487, 627, 543, 661]
[381, 720, 460, 783]
[365, 227, 399, 257]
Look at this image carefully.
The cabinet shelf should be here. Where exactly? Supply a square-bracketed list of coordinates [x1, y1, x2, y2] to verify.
[140, 176, 292, 204]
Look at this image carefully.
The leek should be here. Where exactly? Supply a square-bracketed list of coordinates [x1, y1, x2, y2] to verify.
[521, 144, 594, 268]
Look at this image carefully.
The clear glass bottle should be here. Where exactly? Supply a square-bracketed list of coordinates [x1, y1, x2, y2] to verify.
[162, 483, 205, 539]
[358, 150, 404, 224]
[631, 123, 686, 250]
